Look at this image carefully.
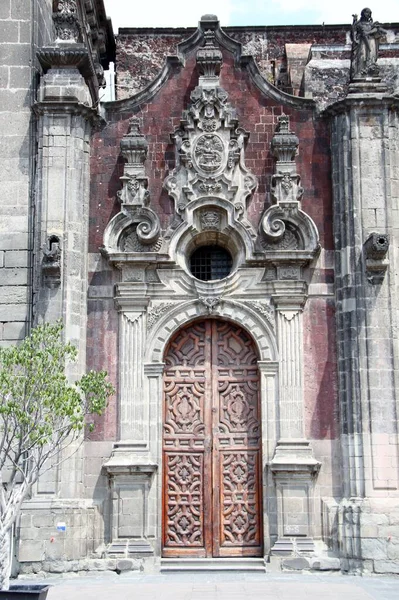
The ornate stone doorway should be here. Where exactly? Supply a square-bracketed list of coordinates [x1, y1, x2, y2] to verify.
[162, 319, 263, 558]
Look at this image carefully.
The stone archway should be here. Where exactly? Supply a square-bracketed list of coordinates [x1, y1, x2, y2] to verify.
[162, 318, 263, 558]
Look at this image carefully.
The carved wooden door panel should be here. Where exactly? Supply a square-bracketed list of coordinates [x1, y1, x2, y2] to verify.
[162, 319, 263, 558]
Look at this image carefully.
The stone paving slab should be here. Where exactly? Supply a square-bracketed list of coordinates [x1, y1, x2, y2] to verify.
[17, 572, 399, 600]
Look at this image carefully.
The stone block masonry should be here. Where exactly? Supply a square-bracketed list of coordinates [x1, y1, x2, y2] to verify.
[0, 0, 53, 344]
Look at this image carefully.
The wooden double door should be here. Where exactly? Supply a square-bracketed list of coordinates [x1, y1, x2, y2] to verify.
[162, 319, 263, 557]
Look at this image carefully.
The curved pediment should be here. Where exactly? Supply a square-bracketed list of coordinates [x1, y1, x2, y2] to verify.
[102, 15, 316, 117]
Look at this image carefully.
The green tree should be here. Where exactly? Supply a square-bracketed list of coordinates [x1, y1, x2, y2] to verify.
[0, 322, 114, 589]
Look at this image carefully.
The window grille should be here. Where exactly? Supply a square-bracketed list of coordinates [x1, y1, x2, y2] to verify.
[190, 245, 232, 281]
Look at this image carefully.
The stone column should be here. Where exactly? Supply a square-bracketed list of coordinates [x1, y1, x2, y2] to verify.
[329, 87, 399, 569]
[330, 95, 399, 497]
[33, 60, 95, 499]
[273, 288, 306, 440]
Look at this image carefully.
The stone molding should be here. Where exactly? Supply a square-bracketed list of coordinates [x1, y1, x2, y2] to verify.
[144, 297, 277, 363]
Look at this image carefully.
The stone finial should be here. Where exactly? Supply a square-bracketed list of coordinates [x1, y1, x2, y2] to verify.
[120, 118, 148, 167]
[53, 0, 81, 44]
[196, 30, 223, 80]
[350, 8, 386, 81]
[260, 113, 319, 250]
[118, 118, 152, 214]
[271, 115, 299, 163]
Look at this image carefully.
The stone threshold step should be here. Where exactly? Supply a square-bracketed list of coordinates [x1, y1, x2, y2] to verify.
[160, 558, 266, 572]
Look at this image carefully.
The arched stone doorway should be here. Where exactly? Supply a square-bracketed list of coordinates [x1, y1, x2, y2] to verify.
[162, 318, 263, 558]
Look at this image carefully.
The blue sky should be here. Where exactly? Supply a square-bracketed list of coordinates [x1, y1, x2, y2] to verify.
[103, 1, 398, 32]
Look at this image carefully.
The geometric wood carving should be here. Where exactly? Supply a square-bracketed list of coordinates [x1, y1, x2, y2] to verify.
[163, 319, 263, 557]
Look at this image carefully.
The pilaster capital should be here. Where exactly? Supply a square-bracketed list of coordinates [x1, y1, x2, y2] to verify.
[257, 361, 279, 374]
[143, 362, 165, 376]
[271, 280, 308, 312]
[115, 282, 150, 312]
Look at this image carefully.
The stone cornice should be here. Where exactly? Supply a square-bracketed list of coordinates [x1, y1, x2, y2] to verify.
[37, 1, 115, 106]
[37, 45, 95, 80]
[324, 92, 399, 117]
[33, 99, 99, 123]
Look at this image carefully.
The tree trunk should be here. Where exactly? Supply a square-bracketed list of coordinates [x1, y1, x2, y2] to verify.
[0, 528, 12, 591]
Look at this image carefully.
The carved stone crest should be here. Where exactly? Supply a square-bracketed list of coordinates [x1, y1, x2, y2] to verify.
[163, 32, 257, 218]
[200, 211, 221, 231]
[194, 134, 224, 174]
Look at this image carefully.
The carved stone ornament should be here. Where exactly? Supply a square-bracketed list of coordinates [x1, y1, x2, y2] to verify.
[199, 296, 222, 313]
[200, 210, 221, 231]
[121, 206, 160, 246]
[102, 118, 161, 258]
[196, 29, 223, 80]
[42, 235, 61, 288]
[120, 117, 148, 167]
[271, 114, 299, 162]
[260, 115, 319, 258]
[53, 0, 81, 44]
[364, 232, 389, 284]
[350, 8, 386, 81]
[245, 301, 275, 329]
[147, 303, 175, 330]
[163, 34, 257, 219]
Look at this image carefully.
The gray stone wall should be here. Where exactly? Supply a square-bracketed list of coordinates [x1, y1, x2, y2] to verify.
[0, 0, 52, 345]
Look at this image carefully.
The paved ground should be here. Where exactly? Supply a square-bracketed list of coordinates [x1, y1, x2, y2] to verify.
[17, 571, 399, 600]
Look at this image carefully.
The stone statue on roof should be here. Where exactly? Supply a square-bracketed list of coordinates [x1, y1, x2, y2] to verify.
[350, 8, 386, 80]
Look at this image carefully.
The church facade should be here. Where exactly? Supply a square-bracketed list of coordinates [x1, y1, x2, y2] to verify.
[1, 0, 399, 575]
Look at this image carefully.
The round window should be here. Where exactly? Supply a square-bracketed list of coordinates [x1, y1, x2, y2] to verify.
[189, 245, 233, 281]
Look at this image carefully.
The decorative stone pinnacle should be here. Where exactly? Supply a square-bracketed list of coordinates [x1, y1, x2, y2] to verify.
[271, 115, 299, 163]
[120, 118, 148, 166]
[196, 29, 223, 81]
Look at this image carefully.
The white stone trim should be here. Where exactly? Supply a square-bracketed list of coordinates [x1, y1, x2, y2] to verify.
[145, 298, 278, 364]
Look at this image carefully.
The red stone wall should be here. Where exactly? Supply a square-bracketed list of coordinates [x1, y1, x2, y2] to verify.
[304, 298, 338, 440]
[88, 43, 337, 441]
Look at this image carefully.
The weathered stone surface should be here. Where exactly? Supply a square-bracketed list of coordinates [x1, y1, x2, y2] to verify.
[282, 557, 310, 570]
[374, 560, 399, 574]
[116, 559, 141, 572]
[310, 557, 341, 570]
